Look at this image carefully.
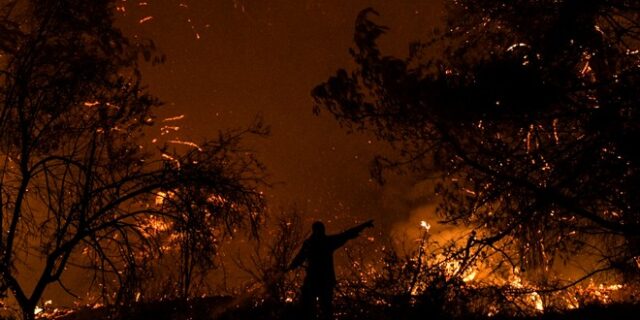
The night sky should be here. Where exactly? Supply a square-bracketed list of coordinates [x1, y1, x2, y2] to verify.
[117, 0, 444, 231]
[6, 2, 638, 315]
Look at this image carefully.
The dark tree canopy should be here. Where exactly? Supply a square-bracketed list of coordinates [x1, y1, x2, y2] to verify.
[313, 1, 640, 281]
[0, 1, 266, 319]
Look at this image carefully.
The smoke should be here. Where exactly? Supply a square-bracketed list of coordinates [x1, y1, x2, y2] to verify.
[378, 177, 472, 250]
[390, 203, 471, 250]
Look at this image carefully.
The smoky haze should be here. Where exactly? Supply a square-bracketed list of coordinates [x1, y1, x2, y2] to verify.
[116, 1, 445, 233]
[25, 1, 447, 306]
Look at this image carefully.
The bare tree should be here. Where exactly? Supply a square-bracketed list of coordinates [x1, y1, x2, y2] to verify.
[312, 1, 640, 285]
[236, 206, 306, 303]
[0, 1, 266, 319]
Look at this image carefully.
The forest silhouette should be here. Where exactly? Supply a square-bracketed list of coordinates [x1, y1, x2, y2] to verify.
[1, 0, 640, 320]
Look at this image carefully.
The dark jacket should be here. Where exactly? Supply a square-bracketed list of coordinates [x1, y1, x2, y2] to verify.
[289, 222, 371, 287]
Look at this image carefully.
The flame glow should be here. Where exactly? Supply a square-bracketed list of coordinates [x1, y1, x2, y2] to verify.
[420, 220, 431, 231]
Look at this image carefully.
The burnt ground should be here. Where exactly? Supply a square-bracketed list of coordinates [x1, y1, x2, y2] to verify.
[24, 297, 640, 320]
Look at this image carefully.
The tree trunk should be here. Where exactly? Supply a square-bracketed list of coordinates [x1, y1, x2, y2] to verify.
[20, 302, 36, 320]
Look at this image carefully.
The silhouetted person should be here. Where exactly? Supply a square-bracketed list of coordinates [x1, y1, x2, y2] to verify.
[288, 220, 374, 320]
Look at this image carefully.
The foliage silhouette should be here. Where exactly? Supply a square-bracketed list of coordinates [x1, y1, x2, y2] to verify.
[0, 1, 266, 319]
[312, 1, 640, 286]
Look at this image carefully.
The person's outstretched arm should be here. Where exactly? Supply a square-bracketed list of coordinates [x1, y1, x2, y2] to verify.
[330, 219, 374, 249]
[287, 240, 309, 271]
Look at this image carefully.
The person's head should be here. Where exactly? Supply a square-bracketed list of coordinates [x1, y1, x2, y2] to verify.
[312, 221, 325, 236]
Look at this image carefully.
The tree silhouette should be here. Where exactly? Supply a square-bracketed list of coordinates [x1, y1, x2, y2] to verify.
[0, 1, 266, 319]
[313, 1, 640, 284]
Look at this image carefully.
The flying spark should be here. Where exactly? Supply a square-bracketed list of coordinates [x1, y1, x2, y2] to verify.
[168, 139, 203, 151]
[139, 16, 153, 24]
[162, 115, 185, 122]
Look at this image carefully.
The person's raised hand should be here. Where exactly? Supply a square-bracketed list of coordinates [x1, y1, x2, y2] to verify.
[364, 219, 374, 228]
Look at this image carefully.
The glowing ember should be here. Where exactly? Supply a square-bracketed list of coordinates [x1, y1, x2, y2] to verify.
[161, 153, 181, 168]
[420, 220, 431, 231]
[160, 125, 180, 135]
[208, 194, 228, 205]
[168, 139, 203, 151]
[139, 16, 153, 24]
[162, 114, 185, 122]
[83, 101, 100, 107]
[506, 42, 528, 51]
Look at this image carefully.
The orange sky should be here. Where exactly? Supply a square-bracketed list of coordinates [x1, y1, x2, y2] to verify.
[116, 0, 444, 230]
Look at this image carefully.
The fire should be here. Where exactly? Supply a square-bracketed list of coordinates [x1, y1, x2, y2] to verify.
[462, 270, 477, 282]
[531, 292, 544, 312]
[420, 220, 431, 231]
[441, 257, 477, 283]
[141, 215, 171, 233]
[155, 191, 167, 206]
